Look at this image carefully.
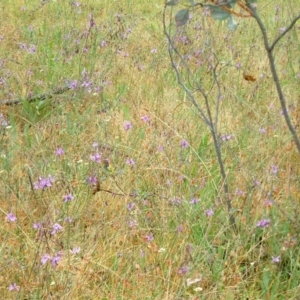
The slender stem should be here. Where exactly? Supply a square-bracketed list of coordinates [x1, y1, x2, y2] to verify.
[163, 4, 237, 231]
[246, 2, 300, 154]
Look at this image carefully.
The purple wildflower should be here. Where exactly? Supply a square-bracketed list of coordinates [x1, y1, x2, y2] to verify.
[41, 253, 52, 265]
[51, 223, 63, 235]
[65, 216, 73, 223]
[28, 44, 36, 54]
[150, 48, 157, 54]
[33, 222, 42, 229]
[180, 139, 189, 149]
[144, 232, 154, 243]
[67, 80, 78, 90]
[34, 175, 55, 190]
[157, 144, 164, 152]
[0, 114, 8, 127]
[178, 266, 189, 275]
[235, 189, 244, 196]
[169, 198, 182, 206]
[70, 246, 81, 254]
[177, 224, 183, 233]
[256, 219, 271, 228]
[100, 40, 107, 47]
[124, 121, 133, 131]
[126, 158, 135, 166]
[51, 251, 63, 267]
[271, 256, 280, 263]
[140, 115, 150, 123]
[236, 62, 242, 69]
[90, 153, 101, 163]
[128, 220, 138, 228]
[190, 197, 200, 204]
[63, 193, 74, 203]
[9, 283, 20, 292]
[126, 202, 135, 211]
[87, 175, 98, 185]
[259, 128, 266, 134]
[221, 134, 233, 141]
[6, 212, 17, 222]
[55, 147, 65, 156]
[271, 165, 278, 175]
[205, 209, 214, 217]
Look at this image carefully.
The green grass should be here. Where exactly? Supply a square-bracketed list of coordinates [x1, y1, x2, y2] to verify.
[0, 0, 300, 299]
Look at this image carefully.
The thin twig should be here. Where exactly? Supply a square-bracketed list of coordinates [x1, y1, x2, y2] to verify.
[0, 85, 70, 106]
[163, 3, 237, 231]
[246, 1, 300, 155]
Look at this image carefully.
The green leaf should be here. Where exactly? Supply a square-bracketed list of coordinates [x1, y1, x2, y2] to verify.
[226, 0, 237, 8]
[166, 0, 180, 6]
[175, 9, 189, 27]
[208, 5, 231, 21]
[227, 15, 238, 31]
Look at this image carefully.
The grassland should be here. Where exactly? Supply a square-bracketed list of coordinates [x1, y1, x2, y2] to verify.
[0, 1, 299, 299]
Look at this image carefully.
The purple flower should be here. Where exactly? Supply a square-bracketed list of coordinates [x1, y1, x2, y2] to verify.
[41, 253, 51, 265]
[34, 175, 55, 190]
[0, 113, 8, 127]
[256, 219, 271, 228]
[150, 48, 157, 54]
[51, 251, 63, 268]
[124, 121, 133, 131]
[271, 165, 278, 175]
[51, 223, 63, 235]
[205, 209, 214, 217]
[128, 220, 138, 228]
[67, 80, 78, 90]
[28, 44, 36, 54]
[271, 256, 280, 263]
[264, 199, 273, 207]
[126, 158, 135, 166]
[87, 175, 98, 185]
[9, 283, 20, 291]
[221, 134, 233, 141]
[6, 212, 17, 222]
[259, 128, 266, 134]
[180, 139, 189, 149]
[190, 197, 200, 204]
[65, 216, 73, 223]
[177, 224, 183, 233]
[235, 189, 244, 196]
[169, 198, 182, 206]
[178, 266, 189, 275]
[90, 153, 101, 163]
[55, 147, 65, 156]
[100, 40, 107, 47]
[63, 193, 74, 203]
[126, 202, 135, 211]
[157, 144, 164, 152]
[20, 43, 27, 50]
[70, 246, 81, 254]
[254, 179, 260, 186]
[140, 115, 150, 123]
[33, 222, 42, 229]
[144, 232, 154, 243]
